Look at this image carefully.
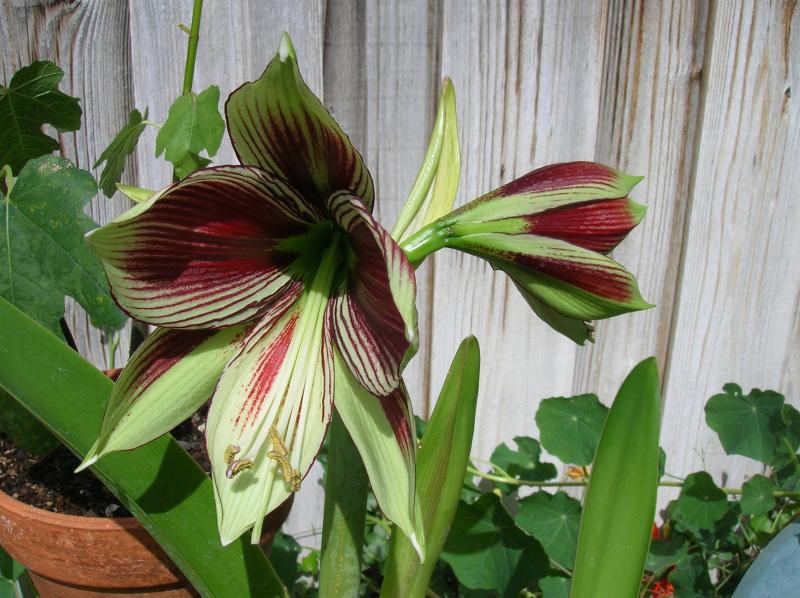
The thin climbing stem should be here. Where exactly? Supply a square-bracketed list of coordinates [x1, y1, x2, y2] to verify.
[181, 0, 204, 95]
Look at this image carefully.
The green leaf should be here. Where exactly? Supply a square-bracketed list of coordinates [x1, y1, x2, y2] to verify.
[382, 337, 481, 598]
[94, 108, 149, 198]
[669, 472, 728, 534]
[705, 383, 787, 462]
[539, 576, 570, 598]
[441, 494, 549, 597]
[571, 357, 661, 598]
[270, 532, 302, 589]
[116, 183, 155, 203]
[1, 156, 126, 336]
[740, 474, 775, 516]
[0, 61, 81, 173]
[0, 386, 59, 454]
[393, 78, 460, 242]
[535, 394, 608, 465]
[156, 86, 224, 179]
[515, 491, 581, 569]
[646, 536, 690, 573]
[668, 554, 713, 597]
[0, 298, 287, 597]
[0, 546, 24, 582]
[490, 436, 557, 493]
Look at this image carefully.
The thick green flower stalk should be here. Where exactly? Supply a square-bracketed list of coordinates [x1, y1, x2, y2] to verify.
[401, 162, 651, 343]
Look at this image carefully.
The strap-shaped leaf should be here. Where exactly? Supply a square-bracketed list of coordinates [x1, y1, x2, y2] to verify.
[571, 357, 661, 598]
[393, 78, 460, 242]
[226, 33, 374, 210]
[0, 298, 287, 597]
[381, 336, 481, 597]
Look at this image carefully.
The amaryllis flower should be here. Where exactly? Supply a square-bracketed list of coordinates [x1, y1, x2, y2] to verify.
[78, 34, 421, 550]
[401, 161, 651, 344]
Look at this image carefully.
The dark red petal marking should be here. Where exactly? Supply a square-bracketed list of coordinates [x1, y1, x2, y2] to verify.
[326, 193, 417, 397]
[113, 329, 217, 403]
[524, 197, 639, 254]
[379, 385, 415, 460]
[226, 52, 374, 210]
[93, 166, 313, 328]
[492, 161, 620, 198]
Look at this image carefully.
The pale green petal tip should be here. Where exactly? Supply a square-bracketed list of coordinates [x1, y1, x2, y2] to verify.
[617, 171, 644, 195]
[628, 199, 648, 225]
[278, 32, 297, 62]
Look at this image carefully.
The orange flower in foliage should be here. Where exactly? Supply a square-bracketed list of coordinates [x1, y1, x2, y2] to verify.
[650, 579, 674, 597]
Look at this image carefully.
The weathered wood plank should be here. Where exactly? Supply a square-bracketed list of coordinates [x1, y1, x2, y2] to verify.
[573, 1, 709, 402]
[0, 0, 135, 369]
[431, 0, 609, 461]
[662, 0, 799, 488]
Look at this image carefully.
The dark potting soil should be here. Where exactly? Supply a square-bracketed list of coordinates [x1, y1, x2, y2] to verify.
[0, 410, 211, 518]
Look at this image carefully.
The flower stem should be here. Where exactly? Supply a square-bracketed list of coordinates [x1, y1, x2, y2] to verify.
[181, 0, 204, 96]
[466, 466, 800, 498]
[319, 411, 369, 597]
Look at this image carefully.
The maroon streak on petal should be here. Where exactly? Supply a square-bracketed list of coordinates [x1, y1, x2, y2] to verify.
[226, 49, 374, 210]
[113, 329, 217, 403]
[524, 197, 640, 254]
[379, 385, 415, 460]
[326, 192, 417, 397]
[491, 161, 620, 198]
[90, 166, 313, 329]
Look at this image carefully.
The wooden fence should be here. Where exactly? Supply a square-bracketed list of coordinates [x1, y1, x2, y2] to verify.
[2, 0, 798, 542]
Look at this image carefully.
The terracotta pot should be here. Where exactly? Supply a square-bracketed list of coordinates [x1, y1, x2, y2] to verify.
[0, 488, 293, 597]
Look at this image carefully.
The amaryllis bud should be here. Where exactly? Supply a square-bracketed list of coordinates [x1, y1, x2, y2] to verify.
[401, 161, 652, 344]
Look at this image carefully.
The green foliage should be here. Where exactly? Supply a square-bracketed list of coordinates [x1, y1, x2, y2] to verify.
[515, 491, 581, 569]
[271, 532, 302, 589]
[0, 299, 287, 597]
[489, 436, 556, 493]
[155, 86, 224, 179]
[535, 394, 608, 465]
[571, 357, 661, 598]
[0, 545, 36, 598]
[669, 554, 714, 597]
[94, 108, 149, 198]
[646, 536, 690, 573]
[0, 155, 126, 337]
[740, 475, 775, 516]
[705, 384, 790, 462]
[670, 472, 729, 534]
[0, 387, 59, 454]
[539, 576, 570, 598]
[440, 494, 548, 596]
[0, 61, 81, 173]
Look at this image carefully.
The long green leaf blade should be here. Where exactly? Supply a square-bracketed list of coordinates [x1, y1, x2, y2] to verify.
[0, 298, 287, 598]
[380, 336, 480, 597]
[570, 357, 661, 598]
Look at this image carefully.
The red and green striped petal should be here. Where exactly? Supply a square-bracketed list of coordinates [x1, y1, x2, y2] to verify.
[87, 166, 315, 329]
[449, 162, 643, 232]
[511, 277, 595, 345]
[452, 232, 651, 320]
[226, 33, 374, 210]
[326, 192, 418, 397]
[76, 324, 252, 471]
[332, 347, 423, 558]
[206, 289, 333, 545]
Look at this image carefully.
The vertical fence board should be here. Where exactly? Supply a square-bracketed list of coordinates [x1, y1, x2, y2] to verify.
[662, 0, 799, 488]
[1, 0, 134, 369]
[431, 0, 609, 461]
[573, 1, 709, 403]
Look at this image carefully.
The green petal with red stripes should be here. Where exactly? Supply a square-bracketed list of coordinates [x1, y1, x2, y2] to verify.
[226, 32, 374, 210]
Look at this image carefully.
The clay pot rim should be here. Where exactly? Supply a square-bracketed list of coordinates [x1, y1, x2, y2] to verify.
[0, 486, 140, 532]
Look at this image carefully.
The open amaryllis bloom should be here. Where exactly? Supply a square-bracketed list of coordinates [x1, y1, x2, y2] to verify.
[402, 161, 651, 344]
[79, 34, 422, 551]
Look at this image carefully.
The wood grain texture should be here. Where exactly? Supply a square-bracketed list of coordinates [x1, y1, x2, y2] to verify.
[662, 0, 800, 489]
[573, 0, 709, 401]
[430, 0, 609, 462]
[0, 0, 134, 369]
